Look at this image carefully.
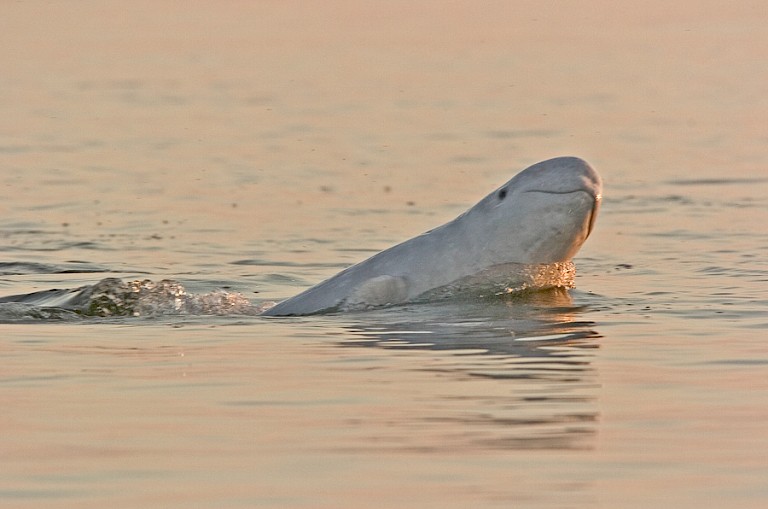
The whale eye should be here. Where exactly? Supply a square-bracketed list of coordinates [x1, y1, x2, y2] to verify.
[497, 188, 507, 200]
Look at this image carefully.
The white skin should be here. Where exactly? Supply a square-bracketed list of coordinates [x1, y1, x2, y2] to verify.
[262, 156, 602, 316]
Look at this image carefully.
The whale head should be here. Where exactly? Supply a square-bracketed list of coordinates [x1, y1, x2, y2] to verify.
[464, 156, 602, 264]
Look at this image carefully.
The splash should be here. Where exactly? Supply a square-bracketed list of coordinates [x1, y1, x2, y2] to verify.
[0, 278, 263, 319]
[418, 261, 576, 301]
[76, 278, 261, 317]
[506, 261, 577, 293]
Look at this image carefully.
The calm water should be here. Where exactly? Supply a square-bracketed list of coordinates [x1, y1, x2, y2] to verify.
[2, 2, 768, 508]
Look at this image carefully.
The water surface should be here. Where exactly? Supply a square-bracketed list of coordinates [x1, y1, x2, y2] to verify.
[2, 2, 768, 508]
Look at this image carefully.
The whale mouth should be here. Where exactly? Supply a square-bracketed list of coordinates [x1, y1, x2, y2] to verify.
[525, 188, 597, 197]
[586, 193, 601, 237]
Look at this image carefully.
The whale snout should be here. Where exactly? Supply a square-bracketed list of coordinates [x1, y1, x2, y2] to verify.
[512, 184, 601, 264]
[528, 156, 603, 241]
[515, 157, 602, 197]
[587, 191, 601, 238]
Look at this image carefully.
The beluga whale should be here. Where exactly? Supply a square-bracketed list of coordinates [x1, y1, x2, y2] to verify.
[262, 156, 602, 316]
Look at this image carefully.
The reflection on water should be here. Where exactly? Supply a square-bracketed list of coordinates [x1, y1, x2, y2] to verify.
[340, 287, 597, 352]
[327, 288, 601, 451]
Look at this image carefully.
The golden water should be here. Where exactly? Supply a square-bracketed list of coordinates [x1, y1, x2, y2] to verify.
[2, 2, 768, 507]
